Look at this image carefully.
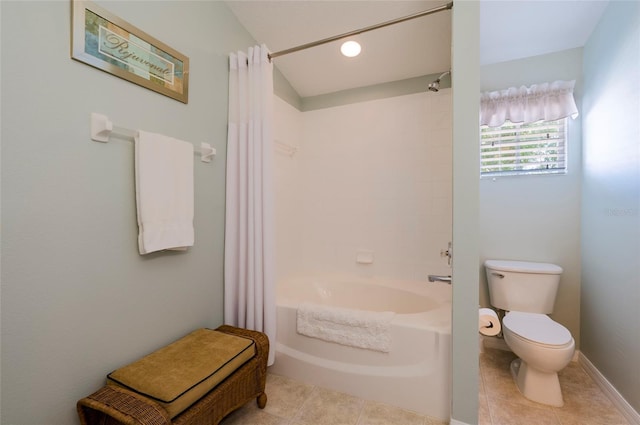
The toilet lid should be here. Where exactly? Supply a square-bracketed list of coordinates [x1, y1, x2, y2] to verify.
[503, 312, 572, 346]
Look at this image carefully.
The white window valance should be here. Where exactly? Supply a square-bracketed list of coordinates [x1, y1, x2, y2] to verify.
[480, 80, 579, 127]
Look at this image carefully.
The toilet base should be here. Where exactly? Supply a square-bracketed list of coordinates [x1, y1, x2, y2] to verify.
[510, 358, 564, 407]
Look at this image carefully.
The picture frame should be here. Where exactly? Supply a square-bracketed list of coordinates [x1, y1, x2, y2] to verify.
[71, 0, 189, 103]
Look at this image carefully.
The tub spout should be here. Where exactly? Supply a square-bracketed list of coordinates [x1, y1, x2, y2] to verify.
[428, 275, 452, 284]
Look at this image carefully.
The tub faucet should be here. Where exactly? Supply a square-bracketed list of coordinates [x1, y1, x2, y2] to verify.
[428, 275, 452, 284]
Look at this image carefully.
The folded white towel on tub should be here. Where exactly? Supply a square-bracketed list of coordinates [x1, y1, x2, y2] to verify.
[296, 303, 395, 353]
[135, 130, 194, 255]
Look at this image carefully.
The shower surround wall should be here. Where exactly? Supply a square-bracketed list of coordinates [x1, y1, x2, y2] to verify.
[274, 90, 452, 282]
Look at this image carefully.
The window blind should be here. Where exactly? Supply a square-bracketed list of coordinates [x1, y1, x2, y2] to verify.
[480, 118, 567, 177]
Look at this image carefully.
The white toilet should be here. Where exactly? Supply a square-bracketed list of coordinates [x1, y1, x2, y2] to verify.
[485, 260, 575, 407]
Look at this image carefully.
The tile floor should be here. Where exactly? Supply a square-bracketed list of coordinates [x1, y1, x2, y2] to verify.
[219, 372, 448, 425]
[479, 347, 630, 425]
[219, 347, 630, 425]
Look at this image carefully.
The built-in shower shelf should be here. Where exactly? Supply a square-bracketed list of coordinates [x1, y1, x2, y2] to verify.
[275, 139, 298, 157]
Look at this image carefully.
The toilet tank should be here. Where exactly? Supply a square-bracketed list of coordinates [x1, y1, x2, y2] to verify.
[485, 260, 563, 314]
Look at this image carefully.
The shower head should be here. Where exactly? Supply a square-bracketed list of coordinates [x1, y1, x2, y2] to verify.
[428, 70, 451, 92]
[428, 80, 441, 92]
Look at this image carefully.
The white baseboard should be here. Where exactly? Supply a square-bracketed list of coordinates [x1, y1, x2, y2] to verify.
[579, 352, 640, 425]
[449, 419, 472, 425]
[571, 348, 580, 362]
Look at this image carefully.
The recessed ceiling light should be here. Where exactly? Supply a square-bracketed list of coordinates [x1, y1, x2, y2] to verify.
[340, 41, 361, 58]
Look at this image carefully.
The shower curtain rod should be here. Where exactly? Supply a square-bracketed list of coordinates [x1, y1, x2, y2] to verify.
[268, 1, 453, 60]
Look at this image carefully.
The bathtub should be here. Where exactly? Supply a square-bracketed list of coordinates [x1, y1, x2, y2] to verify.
[268, 276, 452, 420]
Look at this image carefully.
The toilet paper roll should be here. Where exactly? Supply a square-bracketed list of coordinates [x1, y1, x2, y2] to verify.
[479, 307, 501, 336]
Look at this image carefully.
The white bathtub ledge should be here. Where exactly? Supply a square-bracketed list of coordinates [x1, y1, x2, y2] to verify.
[393, 305, 452, 332]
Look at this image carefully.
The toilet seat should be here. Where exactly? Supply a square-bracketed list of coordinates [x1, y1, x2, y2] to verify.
[503, 312, 572, 347]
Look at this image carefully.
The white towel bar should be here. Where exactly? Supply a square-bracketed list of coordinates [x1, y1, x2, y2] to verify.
[90, 113, 216, 163]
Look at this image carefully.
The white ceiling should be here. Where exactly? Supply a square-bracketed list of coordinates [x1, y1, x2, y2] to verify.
[226, 0, 609, 98]
[480, 1, 609, 66]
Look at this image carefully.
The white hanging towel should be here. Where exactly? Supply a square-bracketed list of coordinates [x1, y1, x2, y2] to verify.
[135, 130, 194, 255]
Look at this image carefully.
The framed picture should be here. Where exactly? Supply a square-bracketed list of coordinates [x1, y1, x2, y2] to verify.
[71, 0, 189, 103]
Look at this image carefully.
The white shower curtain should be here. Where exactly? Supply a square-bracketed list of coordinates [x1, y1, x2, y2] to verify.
[224, 44, 276, 365]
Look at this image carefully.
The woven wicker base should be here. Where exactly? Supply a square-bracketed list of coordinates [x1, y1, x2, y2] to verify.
[77, 326, 269, 425]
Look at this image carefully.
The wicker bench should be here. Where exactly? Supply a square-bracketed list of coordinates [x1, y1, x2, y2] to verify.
[77, 325, 269, 425]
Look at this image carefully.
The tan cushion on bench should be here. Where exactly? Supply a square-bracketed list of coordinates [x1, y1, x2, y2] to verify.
[107, 328, 255, 419]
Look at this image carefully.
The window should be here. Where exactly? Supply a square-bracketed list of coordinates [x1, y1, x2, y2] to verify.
[480, 118, 567, 177]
